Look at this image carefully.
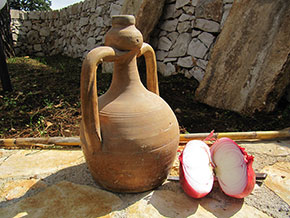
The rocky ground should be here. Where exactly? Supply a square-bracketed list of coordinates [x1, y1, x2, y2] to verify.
[0, 139, 289, 217]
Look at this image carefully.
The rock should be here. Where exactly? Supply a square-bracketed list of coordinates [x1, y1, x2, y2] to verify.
[0, 179, 46, 201]
[121, 0, 143, 15]
[135, 0, 166, 42]
[0, 181, 122, 217]
[184, 6, 195, 14]
[166, 62, 176, 75]
[197, 59, 208, 70]
[167, 32, 179, 45]
[175, 108, 182, 113]
[160, 19, 178, 32]
[177, 21, 190, 33]
[195, 18, 220, 33]
[192, 0, 198, 6]
[195, 0, 290, 114]
[79, 17, 89, 27]
[168, 33, 191, 57]
[156, 50, 169, 61]
[196, 0, 223, 22]
[175, 0, 190, 9]
[198, 32, 215, 48]
[27, 30, 39, 44]
[23, 20, 32, 29]
[109, 189, 270, 217]
[238, 140, 290, 157]
[221, 3, 232, 28]
[157, 61, 166, 75]
[34, 44, 42, 52]
[163, 3, 175, 19]
[174, 8, 183, 18]
[164, 57, 177, 63]
[0, 150, 84, 179]
[177, 56, 194, 68]
[87, 37, 96, 50]
[102, 62, 114, 74]
[39, 27, 50, 37]
[110, 3, 122, 16]
[191, 29, 201, 37]
[10, 9, 20, 19]
[178, 14, 191, 22]
[157, 61, 175, 76]
[190, 66, 205, 82]
[187, 38, 208, 59]
[157, 36, 172, 51]
[262, 162, 290, 205]
[95, 17, 104, 27]
[28, 11, 40, 19]
[103, 14, 111, 26]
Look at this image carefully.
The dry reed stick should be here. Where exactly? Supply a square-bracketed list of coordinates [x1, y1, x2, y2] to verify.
[0, 128, 289, 149]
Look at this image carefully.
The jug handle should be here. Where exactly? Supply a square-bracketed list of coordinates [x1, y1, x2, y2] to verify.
[138, 43, 159, 96]
[81, 46, 116, 145]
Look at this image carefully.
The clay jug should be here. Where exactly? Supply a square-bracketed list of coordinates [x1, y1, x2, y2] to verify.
[80, 15, 179, 193]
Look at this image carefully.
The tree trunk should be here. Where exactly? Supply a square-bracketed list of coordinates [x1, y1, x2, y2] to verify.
[0, 3, 14, 57]
[0, 3, 13, 92]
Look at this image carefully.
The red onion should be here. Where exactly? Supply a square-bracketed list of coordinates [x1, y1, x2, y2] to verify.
[179, 138, 255, 199]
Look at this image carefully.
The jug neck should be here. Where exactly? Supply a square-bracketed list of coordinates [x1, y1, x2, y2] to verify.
[110, 55, 143, 90]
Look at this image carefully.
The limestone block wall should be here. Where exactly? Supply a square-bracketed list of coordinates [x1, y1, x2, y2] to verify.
[10, 0, 124, 58]
[151, 0, 233, 80]
[10, 0, 233, 80]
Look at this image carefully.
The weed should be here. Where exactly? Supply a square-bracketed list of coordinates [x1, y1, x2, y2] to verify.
[44, 98, 54, 109]
[36, 116, 47, 136]
[3, 96, 17, 109]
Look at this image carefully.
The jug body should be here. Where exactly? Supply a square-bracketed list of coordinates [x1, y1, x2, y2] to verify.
[80, 15, 179, 192]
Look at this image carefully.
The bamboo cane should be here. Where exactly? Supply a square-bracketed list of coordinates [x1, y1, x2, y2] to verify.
[179, 128, 290, 142]
[0, 129, 289, 148]
[0, 137, 80, 148]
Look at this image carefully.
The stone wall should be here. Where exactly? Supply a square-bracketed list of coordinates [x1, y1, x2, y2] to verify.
[10, 0, 233, 81]
[150, 0, 233, 80]
[10, 0, 124, 58]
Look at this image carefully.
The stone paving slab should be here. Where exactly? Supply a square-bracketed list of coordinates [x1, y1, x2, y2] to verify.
[0, 181, 122, 218]
[0, 150, 84, 180]
[0, 139, 289, 217]
[262, 162, 290, 205]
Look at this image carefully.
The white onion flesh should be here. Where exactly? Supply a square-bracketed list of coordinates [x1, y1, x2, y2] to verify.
[182, 140, 214, 194]
[211, 140, 247, 195]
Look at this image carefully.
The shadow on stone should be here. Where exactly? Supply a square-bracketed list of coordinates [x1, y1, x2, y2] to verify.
[0, 162, 245, 217]
[0, 163, 148, 217]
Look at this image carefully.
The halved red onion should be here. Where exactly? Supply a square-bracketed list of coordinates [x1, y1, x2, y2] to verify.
[179, 138, 255, 199]
[210, 138, 255, 198]
[179, 140, 214, 198]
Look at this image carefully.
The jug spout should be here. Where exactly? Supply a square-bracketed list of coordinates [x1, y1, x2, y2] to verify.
[105, 15, 143, 51]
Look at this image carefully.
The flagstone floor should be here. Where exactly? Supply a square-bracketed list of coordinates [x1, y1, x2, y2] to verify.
[0, 139, 289, 217]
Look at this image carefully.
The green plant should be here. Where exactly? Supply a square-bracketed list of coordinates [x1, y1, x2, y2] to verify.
[3, 96, 17, 108]
[44, 98, 54, 109]
[36, 115, 47, 136]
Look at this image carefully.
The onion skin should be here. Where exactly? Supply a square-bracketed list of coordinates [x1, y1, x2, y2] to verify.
[179, 152, 210, 198]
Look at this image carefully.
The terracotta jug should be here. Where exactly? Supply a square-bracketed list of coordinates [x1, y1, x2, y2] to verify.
[80, 15, 179, 193]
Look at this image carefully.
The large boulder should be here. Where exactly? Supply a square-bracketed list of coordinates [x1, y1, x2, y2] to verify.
[195, 0, 290, 115]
